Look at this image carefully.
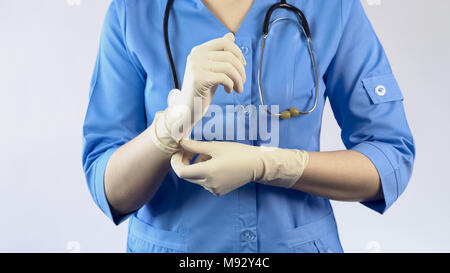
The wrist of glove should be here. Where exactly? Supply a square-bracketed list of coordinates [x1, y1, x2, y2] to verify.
[149, 89, 194, 154]
[255, 147, 310, 189]
[148, 110, 181, 154]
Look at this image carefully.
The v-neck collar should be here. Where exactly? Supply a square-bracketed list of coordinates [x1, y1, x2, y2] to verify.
[195, 0, 259, 38]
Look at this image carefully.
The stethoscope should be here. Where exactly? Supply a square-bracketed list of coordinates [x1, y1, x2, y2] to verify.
[163, 0, 319, 119]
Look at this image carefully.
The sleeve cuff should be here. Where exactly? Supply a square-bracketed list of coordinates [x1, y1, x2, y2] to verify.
[93, 148, 132, 225]
[350, 142, 399, 214]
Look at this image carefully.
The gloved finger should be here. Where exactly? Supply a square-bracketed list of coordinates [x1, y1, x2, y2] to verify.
[221, 33, 246, 66]
[204, 71, 234, 94]
[170, 151, 187, 177]
[197, 33, 246, 66]
[207, 61, 243, 93]
[204, 51, 246, 84]
[177, 160, 210, 180]
[180, 138, 215, 155]
[180, 176, 208, 185]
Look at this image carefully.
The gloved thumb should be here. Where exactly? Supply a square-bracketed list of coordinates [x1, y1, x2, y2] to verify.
[167, 88, 182, 107]
[180, 139, 214, 155]
[170, 151, 184, 177]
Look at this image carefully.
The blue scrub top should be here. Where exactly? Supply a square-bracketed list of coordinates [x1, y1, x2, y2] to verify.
[82, 0, 415, 253]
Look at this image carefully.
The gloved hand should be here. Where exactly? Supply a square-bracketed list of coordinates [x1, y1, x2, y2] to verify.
[149, 33, 247, 154]
[170, 139, 310, 196]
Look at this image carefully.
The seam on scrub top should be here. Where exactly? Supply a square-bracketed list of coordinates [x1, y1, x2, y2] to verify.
[92, 153, 102, 208]
[340, 0, 357, 40]
[363, 141, 400, 198]
[121, 0, 146, 83]
[88, 55, 100, 101]
[339, 0, 343, 33]
[323, 0, 352, 107]
[393, 164, 400, 201]
[96, 148, 117, 217]
[158, 0, 164, 22]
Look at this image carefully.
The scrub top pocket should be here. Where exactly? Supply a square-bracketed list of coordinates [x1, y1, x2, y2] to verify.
[126, 234, 186, 253]
[281, 213, 342, 253]
[126, 216, 188, 253]
[290, 238, 328, 253]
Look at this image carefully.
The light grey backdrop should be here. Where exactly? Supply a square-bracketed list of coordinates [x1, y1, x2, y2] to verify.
[0, 0, 449, 253]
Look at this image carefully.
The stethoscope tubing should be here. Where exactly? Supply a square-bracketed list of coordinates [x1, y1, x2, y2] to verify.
[258, 16, 319, 117]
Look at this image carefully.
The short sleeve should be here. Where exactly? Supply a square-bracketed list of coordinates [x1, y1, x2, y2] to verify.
[82, 0, 147, 225]
[325, 0, 415, 214]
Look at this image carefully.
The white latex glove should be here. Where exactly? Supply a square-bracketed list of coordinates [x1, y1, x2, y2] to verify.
[171, 139, 310, 196]
[149, 33, 247, 154]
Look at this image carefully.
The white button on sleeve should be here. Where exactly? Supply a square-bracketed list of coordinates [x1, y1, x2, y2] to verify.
[375, 85, 386, 96]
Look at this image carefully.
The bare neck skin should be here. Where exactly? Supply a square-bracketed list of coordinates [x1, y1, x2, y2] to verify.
[201, 0, 255, 34]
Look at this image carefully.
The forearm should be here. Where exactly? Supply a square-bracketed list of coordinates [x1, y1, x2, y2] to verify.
[104, 126, 172, 216]
[291, 150, 383, 202]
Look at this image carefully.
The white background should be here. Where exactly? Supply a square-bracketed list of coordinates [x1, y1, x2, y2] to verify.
[1, 0, 449, 252]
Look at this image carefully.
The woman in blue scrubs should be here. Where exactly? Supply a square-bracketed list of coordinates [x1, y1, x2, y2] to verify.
[82, 0, 415, 253]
